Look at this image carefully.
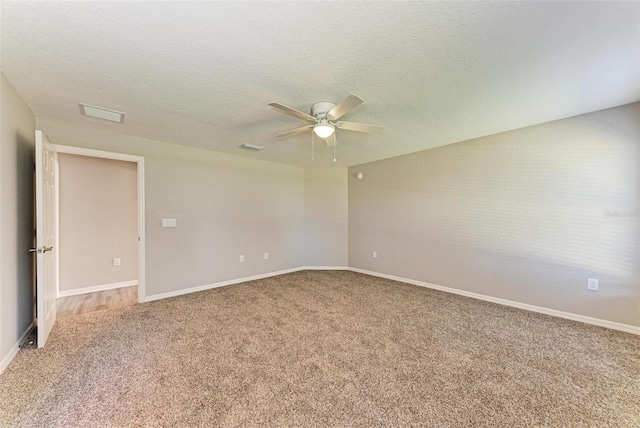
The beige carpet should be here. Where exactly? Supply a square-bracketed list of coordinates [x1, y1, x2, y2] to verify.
[1, 271, 638, 427]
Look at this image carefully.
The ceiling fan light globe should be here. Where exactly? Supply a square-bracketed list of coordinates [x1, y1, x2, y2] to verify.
[313, 123, 335, 139]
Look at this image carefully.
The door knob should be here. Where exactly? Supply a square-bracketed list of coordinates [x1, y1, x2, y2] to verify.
[28, 246, 53, 254]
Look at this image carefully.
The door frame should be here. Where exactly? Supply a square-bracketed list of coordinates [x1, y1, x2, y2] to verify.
[52, 145, 146, 302]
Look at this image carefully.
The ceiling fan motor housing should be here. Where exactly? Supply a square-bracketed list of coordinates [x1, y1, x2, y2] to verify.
[310, 102, 337, 120]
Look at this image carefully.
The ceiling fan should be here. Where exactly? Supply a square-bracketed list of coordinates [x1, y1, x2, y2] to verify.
[269, 94, 383, 161]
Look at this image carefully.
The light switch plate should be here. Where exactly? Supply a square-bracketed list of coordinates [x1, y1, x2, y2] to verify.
[587, 278, 599, 291]
[162, 218, 177, 228]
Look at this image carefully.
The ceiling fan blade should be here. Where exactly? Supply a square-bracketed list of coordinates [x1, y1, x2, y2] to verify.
[327, 94, 363, 120]
[275, 125, 313, 138]
[325, 133, 337, 147]
[337, 121, 383, 134]
[269, 103, 316, 122]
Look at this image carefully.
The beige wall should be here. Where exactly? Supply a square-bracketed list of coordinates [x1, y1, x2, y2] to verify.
[0, 74, 35, 366]
[349, 103, 640, 327]
[58, 154, 138, 292]
[36, 118, 306, 297]
[35, 104, 640, 329]
[304, 168, 348, 267]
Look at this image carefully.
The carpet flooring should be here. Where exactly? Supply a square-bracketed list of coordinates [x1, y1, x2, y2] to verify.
[1, 271, 639, 427]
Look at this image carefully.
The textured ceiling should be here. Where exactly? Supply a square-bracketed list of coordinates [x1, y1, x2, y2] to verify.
[1, 2, 638, 168]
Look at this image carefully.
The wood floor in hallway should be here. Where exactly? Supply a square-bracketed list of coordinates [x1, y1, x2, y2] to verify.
[56, 286, 138, 318]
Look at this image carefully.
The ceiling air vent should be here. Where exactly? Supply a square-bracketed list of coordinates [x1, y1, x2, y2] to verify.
[79, 103, 125, 123]
[239, 144, 264, 152]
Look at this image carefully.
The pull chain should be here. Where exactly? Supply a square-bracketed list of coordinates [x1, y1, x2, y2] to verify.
[311, 133, 315, 160]
[333, 140, 336, 162]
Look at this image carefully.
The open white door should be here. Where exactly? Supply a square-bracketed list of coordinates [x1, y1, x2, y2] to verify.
[34, 130, 57, 348]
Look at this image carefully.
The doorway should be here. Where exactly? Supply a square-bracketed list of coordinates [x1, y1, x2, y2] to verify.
[53, 145, 145, 308]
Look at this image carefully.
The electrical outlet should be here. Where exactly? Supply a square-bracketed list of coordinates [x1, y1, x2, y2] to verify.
[587, 278, 599, 291]
[239, 255, 245, 263]
[113, 258, 121, 266]
[372, 251, 377, 259]
[264, 252, 269, 260]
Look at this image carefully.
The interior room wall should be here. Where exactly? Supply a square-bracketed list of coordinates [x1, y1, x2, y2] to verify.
[0, 73, 36, 370]
[58, 154, 138, 293]
[304, 168, 348, 267]
[349, 103, 640, 327]
[36, 118, 306, 298]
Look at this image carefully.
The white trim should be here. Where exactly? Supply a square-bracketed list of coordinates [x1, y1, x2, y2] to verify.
[300, 266, 349, 270]
[143, 266, 349, 302]
[58, 280, 138, 298]
[53, 145, 141, 163]
[54, 154, 60, 301]
[52, 144, 146, 303]
[0, 322, 34, 375]
[143, 268, 302, 302]
[136, 158, 146, 303]
[348, 267, 640, 336]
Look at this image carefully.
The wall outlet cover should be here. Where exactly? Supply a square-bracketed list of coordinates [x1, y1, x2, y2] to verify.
[587, 278, 599, 291]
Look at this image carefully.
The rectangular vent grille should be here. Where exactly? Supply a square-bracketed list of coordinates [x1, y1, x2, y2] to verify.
[79, 103, 125, 123]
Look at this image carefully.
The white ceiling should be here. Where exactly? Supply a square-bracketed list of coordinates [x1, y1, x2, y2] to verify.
[1, 2, 638, 168]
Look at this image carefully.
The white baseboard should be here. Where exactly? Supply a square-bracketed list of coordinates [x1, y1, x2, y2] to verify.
[300, 266, 349, 270]
[143, 267, 350, 302]
[0, 322, 34, 375]
[349, 267, 640, 336]
[143, 268, 302, 302]
[58, 280, 138, 298]
[140, 265, 639, 336]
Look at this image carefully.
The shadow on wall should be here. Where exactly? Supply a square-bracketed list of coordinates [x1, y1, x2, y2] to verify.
[15, 131, 35, 338]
